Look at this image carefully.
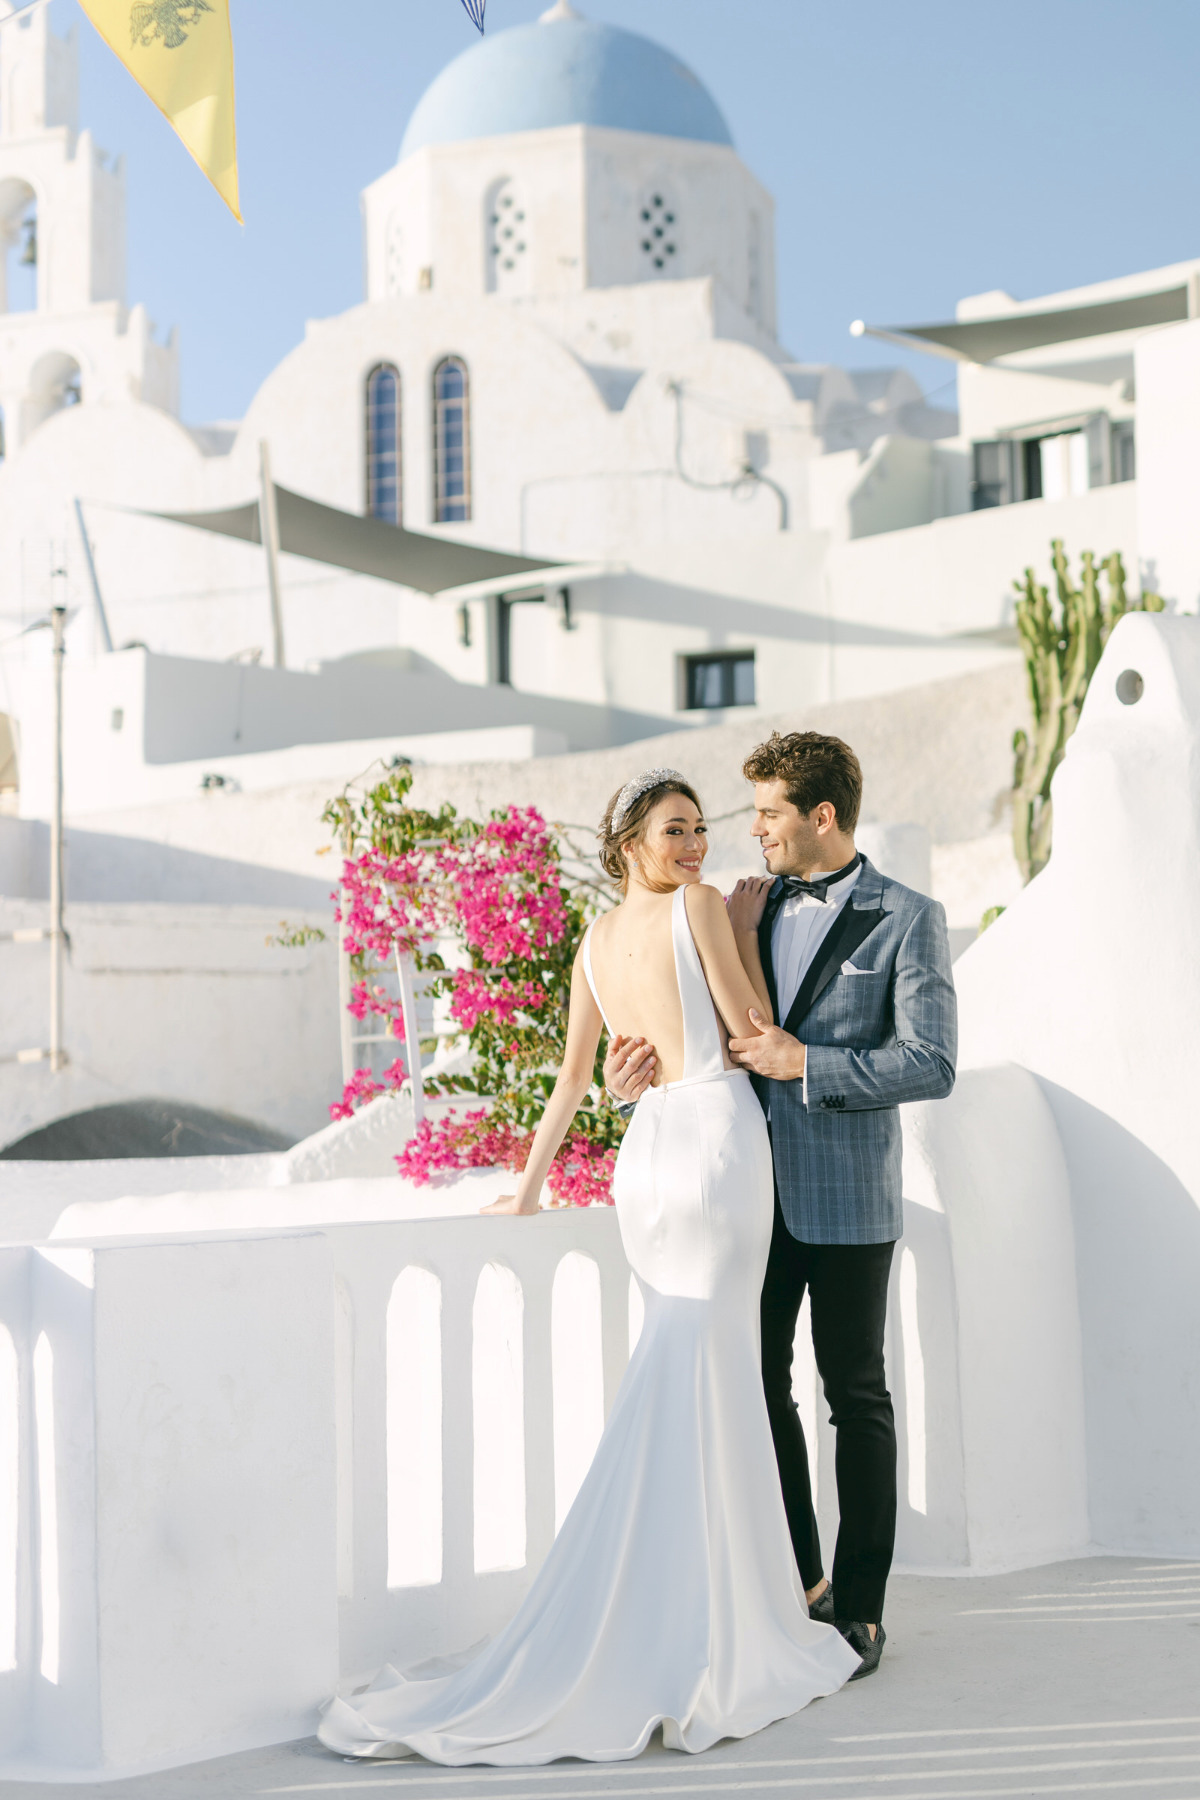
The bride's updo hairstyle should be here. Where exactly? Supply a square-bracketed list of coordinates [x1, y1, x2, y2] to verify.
[599, 767, 703, 890]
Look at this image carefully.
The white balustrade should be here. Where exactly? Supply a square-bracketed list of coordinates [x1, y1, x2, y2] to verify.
[472, 1261, 525, 1573]
[328, 1207, 631, 1686]
[551, 1250, 605, 1531]
[0, 1188, 944, 1779]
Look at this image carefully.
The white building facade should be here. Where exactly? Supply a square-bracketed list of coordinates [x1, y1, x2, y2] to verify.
[0, 0, 1195, 821]
[2, 0, 1200, 1150]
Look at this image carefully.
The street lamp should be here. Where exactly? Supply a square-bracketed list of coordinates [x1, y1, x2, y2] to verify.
[18, 603, 72, 1071]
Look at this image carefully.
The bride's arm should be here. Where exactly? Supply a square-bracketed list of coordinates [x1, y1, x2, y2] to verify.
[481, 951, 604, 1217]
[683, 883, 774, 1034]
[724, 877, 774, 1016]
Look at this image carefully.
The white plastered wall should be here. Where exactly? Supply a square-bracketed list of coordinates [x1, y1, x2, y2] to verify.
[362, 123, 775, 337]
[1135, 315, 1200, 612]
[951, 613, 1200, 1555]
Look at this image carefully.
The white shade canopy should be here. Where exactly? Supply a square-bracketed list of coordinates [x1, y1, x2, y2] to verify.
[145, 482, 564, 596]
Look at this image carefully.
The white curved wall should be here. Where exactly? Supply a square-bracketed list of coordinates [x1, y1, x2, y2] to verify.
[950, 613, 1200, 1557]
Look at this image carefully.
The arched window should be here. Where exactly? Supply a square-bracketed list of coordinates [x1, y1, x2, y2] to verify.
[433, 356, 471, 523]
[0, 180, 37, 314]
[365, 363, 401, 523]
[27, 351, 81, 437]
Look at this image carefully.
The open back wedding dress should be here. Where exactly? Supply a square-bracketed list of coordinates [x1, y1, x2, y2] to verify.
[318, 885, 859, 1765]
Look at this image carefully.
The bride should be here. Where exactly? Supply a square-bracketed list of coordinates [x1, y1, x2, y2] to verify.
[318, 768, 860, 1766]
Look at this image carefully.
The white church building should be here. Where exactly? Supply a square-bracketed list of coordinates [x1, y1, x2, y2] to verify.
[0, 18, 1196, 1767]
[2, 0, 1200, 1149]
[1, 0, 1196, 828]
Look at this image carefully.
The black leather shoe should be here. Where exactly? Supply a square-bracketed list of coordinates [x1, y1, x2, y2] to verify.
[807, 1585, 835, 1625]
[837, 1619, 886, 1678]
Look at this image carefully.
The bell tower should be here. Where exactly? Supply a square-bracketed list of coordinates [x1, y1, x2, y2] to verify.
[0, 0, 178, 453]
[1, 0, 78, 141]
[0, 0, 123, 314]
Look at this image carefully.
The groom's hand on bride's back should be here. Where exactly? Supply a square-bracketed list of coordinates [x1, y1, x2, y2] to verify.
[604, 1034, 658, 1103]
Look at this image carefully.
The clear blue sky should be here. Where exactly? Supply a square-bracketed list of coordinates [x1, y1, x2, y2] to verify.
[48, 0, 1200, 424]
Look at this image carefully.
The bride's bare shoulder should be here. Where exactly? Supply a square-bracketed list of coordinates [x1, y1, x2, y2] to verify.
[587, 902, 619, 940]
[683, 881, 729, 917]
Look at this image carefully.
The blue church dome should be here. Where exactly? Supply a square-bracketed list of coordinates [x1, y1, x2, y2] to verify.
[399, 8, 733, 160]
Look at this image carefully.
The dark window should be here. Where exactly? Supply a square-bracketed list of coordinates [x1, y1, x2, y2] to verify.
[365, 364, 401, 522]
[1021, 437, 1043, 501]
[1113, 420, 1136, 483]
[971, 439, 1015, 509]
[684, 652, 755, 710]
[433, 356, 471, 523]
[494, 591, 543, 686]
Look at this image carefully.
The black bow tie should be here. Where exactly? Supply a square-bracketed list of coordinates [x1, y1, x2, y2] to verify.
[778, 855, 862, 906]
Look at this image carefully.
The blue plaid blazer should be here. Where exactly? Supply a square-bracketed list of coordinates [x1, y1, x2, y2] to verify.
[754, 857, 957, 1245]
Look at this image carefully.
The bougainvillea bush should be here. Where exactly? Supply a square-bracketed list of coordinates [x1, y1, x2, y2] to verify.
[323, 766, 623, 1206]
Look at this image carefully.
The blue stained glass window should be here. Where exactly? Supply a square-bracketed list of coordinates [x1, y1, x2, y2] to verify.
[434, 356, 471, 523]
[366, 364, 401, 523]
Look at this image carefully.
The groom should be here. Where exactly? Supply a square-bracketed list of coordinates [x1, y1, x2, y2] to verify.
[604, 730, 957, 1679]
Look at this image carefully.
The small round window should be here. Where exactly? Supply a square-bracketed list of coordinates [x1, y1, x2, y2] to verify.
[1115, 668, 1144, 705]
[486, 178, 529, 294]
[638, 191, 678, 273]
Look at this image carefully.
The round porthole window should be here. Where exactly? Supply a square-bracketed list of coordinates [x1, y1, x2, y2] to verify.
[1115, 668, 1144, 705]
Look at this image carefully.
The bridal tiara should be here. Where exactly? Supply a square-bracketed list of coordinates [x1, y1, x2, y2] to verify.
[610, 767, 690, 832]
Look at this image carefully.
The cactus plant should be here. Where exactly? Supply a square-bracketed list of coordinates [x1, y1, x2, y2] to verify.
[1011, 541, 1163, 882]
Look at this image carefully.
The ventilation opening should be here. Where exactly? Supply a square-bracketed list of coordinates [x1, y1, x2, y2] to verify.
[638, 190, 678, 274]
[486, 178, 530, 295]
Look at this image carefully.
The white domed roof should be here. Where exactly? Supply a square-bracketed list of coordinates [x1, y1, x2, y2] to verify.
[399, 6, 733, 161]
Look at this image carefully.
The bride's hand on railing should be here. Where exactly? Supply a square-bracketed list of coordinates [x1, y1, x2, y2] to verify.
[480, 1191, 542, 1216]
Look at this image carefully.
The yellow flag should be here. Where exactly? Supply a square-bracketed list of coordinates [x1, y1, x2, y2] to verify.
[77, 1, 241, 221]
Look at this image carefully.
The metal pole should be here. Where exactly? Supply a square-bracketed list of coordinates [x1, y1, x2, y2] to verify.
[258, 440, 286, 668]
[73, 498, 113, 653]
[49, 603, 66, 1071]
[337, 919, 355, 1086]
[395, 949, 426, 1125]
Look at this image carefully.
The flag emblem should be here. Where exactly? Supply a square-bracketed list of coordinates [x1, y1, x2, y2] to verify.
[130, 1, 214, 51]
[80, 0, 240, 219]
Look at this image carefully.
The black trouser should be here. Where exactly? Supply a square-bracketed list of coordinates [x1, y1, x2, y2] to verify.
[760, 1193, 896, 1625]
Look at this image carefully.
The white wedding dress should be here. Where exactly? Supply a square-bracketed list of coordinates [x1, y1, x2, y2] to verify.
[318, 886, 859, 1765]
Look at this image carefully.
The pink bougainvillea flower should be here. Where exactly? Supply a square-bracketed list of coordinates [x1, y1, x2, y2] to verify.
[329, 782, 619, 1205]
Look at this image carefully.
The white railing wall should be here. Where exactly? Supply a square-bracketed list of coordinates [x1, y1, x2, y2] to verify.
[326, 1208, 632, 1686]
[0, 1234, 338, 1779]
[0, 1190, 958, 1780]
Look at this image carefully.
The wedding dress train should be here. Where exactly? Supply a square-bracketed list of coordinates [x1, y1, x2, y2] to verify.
[318, 885, 859, 1765]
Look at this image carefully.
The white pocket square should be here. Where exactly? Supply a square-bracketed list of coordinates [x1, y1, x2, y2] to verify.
[841, 961, 876, 974]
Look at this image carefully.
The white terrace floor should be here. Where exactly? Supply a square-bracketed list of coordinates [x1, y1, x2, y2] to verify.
[5, 1555, 1199, 1800]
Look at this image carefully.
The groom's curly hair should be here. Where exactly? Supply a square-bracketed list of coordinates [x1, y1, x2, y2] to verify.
[742, 731, 863, 832]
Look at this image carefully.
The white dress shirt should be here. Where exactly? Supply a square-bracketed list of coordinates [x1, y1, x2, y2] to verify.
[770, 858, 863, 1103]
